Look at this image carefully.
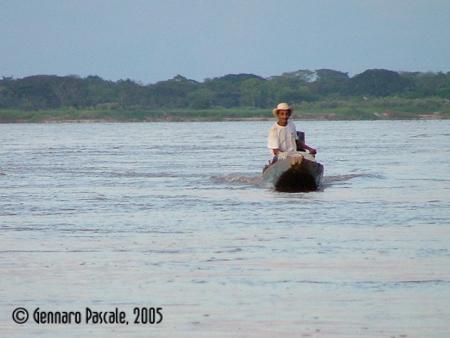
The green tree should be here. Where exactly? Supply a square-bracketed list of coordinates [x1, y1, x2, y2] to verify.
[187, 88, 215, 109]
[239, 78, 272, 107]
[348, 69, 413, 96]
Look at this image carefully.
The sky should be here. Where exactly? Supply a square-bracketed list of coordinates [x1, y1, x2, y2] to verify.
[1, 0, 450, 84]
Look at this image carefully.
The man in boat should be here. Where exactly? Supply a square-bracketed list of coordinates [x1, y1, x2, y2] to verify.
[267, 102, 317, 162]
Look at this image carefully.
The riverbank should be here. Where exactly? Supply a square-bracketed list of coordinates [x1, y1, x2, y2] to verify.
[1, 97, 449, 122]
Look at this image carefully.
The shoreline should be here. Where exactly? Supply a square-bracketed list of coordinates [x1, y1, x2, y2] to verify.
[2, 97, 449, 123]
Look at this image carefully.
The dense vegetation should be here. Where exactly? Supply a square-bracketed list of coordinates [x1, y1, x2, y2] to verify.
[1, 69, 449, 121]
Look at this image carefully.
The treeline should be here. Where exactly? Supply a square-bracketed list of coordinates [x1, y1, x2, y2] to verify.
[1, 69, 450, 111]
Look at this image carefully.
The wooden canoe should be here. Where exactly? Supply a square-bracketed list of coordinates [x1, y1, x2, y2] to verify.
[262, 153, 324, 192]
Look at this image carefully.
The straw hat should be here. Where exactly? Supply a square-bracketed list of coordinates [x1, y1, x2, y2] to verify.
[272, 102, 293, 117]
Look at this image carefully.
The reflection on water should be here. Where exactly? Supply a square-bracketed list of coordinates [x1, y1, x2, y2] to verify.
[1, 120, 449, 337]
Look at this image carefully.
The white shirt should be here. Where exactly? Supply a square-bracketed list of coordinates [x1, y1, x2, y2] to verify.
[267, 121, 298, 155]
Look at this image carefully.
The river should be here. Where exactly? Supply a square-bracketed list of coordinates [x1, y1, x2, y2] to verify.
[1, 120, 449, 337]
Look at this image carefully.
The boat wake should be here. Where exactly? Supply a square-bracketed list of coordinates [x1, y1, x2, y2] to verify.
[211, 174, 262, 187]
[212, 172, 382, 190]
[321, 173, 383, 188]
[324, 173, 366, 183]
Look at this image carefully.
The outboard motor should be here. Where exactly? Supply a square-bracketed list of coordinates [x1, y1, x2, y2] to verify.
[296, 131, 305, 151]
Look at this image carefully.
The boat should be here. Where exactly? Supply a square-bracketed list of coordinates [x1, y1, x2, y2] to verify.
[262, 152, 324, 192]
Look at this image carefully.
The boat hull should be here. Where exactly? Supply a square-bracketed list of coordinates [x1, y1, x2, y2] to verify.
[262, 155, 324, 192]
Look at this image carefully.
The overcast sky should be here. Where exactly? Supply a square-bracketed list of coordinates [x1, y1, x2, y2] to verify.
[2, 0, 449, 83]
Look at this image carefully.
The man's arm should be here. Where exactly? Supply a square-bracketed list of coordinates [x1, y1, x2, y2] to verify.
[268, 127, 280, 156]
